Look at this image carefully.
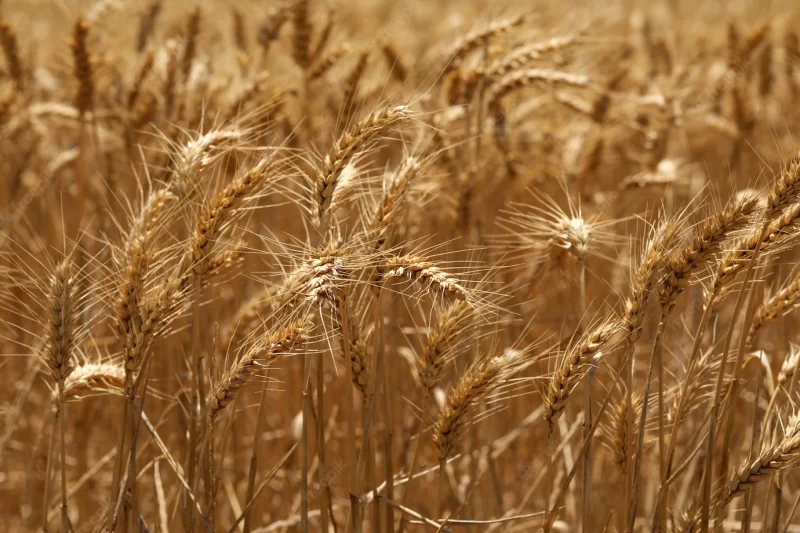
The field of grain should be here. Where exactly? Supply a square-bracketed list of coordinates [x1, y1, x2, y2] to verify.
[3, 0, 800, 532]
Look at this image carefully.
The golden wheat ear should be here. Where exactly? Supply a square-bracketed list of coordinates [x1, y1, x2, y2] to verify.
[433, 346, 530, 462]
[210, 315, 313, 419]
[382, 254, 468, 301]
[314, 105, 415, 227]
[60, 362, 126, 402]
[543, 318, 618, 430]
[660, 194, 758, 318]
[43, 259, 79, 385]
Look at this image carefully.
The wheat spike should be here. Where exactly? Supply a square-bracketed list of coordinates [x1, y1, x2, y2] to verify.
[210, 317, 312, 417]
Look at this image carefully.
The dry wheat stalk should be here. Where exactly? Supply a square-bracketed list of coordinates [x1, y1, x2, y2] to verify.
[341, 49, 369, 114]
[709, 203, 800, 300]
[333, 294, 371, 395]
[189, 156, 279, 278]
[171, 130, 242, 191]
[667, 349, 718, 427]
[127, 50, 155, 111]
[777, 346, 800, 388]
[622, 217, 679, 343]
[303, 246, 350, 306]
[219, 270, 311, 351]
[310, 44, 351, 80]
[382, 42, 408, 82]
[604, 392, 643, 473]
[767, 150, 800, 214]
[291, 0, 312, 69]
[181, 7, 201, 78]
[488, 69, 590, 111]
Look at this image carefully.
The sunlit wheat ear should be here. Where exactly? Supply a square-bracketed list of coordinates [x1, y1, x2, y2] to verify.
[666, 346, 719, 428]
[487, 69, 590, 114]
[621, 216, 680, 343]
[433, 347, 528, 461]
[333, 292, 371, 395]
[168, 129, 242, 193]
[496, 190, 621, 269]
[43, 259, 79, 384]
[443, 12, 528, 74]
[543, 318, 619, 430]
[601, 391, 643, 474]
[767, 149, 800, 214]
[315, 105, 414, 226]
[58, 363, 126, 402]
[382, 254, 468, 301]
[776, 345, 800, 389]
[210, 315, 313, 419]
[188, 153, 285, 279]
[487, 33, 581, 79]
[660, 194, 758, 318]
[749, 276, 800, 346]
[303, 244, 352, 307]
[713, 412, 800, 513]
[417, 300, 474, 392]
[708, 203, 800, 305]
[368, 156, 421, 252]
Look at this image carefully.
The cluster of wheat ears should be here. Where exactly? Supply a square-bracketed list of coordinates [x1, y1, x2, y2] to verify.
[5, 0, 800, 532]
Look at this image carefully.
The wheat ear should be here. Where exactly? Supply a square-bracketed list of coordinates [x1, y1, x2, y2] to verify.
[62, 360, 123, 395]
[660, 196, 758, 317]
[210, 316, 312, 418]
[41, 258, 78, 533]
[369, 156, 421, 251]
[544, 320, 618, 429]
[382, 254, 468, 300]
[714, 414, 800, 513]
[316, 105, 414, 225]
[749, 277, 800, 346]
[444, 13, 528, 73]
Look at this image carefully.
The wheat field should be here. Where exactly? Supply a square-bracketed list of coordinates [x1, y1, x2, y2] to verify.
[3, 0, 800, 532]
